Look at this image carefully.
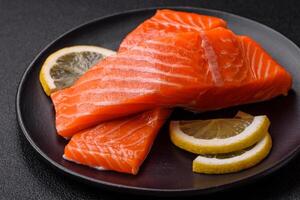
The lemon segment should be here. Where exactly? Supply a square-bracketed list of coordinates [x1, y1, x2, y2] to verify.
[192, 133, 272, 174]
[39, 45, 116, 95]
[169, 114, 270, 154]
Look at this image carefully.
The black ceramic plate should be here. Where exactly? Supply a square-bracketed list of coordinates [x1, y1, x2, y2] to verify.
[16, 7, 300, 196]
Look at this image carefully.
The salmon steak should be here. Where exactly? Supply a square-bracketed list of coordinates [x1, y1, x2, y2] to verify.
[51, 9, 292, 139]
[51, 32, 211, 138]
[119, 10, 292, 110]
[121, 10, 292, 110]
[63, 108, 171, 174]
[187, 28, 292, 110]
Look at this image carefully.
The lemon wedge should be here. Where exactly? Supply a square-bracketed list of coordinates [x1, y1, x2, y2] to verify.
[39, 45, 116, 95]
[169, 111, 270, 154]
[192, 133, 272, 174]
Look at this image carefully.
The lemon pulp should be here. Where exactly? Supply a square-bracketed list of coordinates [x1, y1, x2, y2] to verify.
[39, 45, 116, 95]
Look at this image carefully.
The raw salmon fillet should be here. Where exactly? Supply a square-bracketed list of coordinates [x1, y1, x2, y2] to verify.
[186, 28, 292, 110]
[51, 32, 210, 138]
[119, 9, 227, 52]
[63, 108, 171, 174]
[119, 9, 292, 110]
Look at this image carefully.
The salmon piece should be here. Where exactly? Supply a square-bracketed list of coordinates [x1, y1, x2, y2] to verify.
[119, 10, 292, 110]
[119, 9, 227, 52]
[51, 32, 209, 138]
[63, 108, 171, 175]
[187, 28, 292, 110]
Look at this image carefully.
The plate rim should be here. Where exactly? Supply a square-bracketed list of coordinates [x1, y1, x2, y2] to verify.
[16, 6, 300, 196]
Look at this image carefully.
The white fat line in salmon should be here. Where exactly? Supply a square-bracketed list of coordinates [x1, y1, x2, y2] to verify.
[55, 99, 150, 113]
[220, 37, 233, 43]
[116, 54, 194, 69]
[54, 87, 155, 104]
[198, 30, 223, 86]
[124, 39, 198, 54]
[259, 60, 278, 79]
[207, 17, 213, 28]
[144, 39, 197, 53]
[72, 75, 183, 90]
[101, 76, 182, 87]
[102, 62, 198, 80]
[251, 47, 258, 80]
[131, 46, 192, 62]
[150, 18, 197, 32]
[244, 41, 256, 79]
[257, 53, 264, 78]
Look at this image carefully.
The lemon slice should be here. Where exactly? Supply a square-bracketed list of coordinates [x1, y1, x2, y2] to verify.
[192, 133, 272, 174]
[39, 45, 116, 95]
[169, 111, 270, 154]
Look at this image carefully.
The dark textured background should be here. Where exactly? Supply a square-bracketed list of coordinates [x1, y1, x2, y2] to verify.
[1, 0, 299, 199]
